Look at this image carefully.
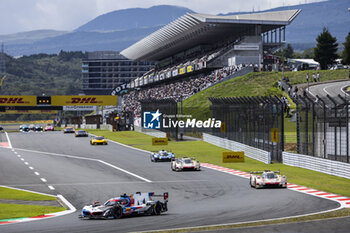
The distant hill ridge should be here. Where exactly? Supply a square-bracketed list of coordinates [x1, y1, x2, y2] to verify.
[76, 5, 193, 32]
[1, 1, 349, 56]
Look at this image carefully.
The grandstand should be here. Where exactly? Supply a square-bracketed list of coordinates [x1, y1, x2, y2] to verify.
[120, 9, 300, 116]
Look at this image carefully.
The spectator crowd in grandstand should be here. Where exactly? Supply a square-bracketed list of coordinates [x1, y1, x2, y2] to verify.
[122, 65, 245, 117]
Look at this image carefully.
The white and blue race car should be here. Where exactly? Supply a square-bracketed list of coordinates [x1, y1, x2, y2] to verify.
[79, 192, 168, 219]
[150, 149, 175, 162]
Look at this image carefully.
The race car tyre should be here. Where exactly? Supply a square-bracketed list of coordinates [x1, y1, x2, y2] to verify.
[112, 206, 123, 219]
[153, 202, 162, 215]
[254, 181, 259, 189]
[250, 178, 253, 187]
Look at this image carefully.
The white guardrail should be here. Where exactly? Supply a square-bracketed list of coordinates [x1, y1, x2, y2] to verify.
[68, 124, 113, 131]
[134, 126, 167, 138]
[283, 152, 350, 179]
[203, 133, 271, 164]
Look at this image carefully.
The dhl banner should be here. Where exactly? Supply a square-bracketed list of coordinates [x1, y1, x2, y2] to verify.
[51, 96, 117, 106]
[222, 151, 245, 163]
[0, 96, 36, 106]
[2, 110, 58, 114]
[152, 137, 168, 146]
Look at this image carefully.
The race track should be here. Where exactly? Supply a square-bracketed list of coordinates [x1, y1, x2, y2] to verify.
[308, 80, 350, 99]
[0, 131, 341, 233]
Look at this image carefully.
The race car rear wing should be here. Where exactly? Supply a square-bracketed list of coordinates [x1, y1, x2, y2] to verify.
[149, 192, 169, 200]
[135, 192, 169, 200]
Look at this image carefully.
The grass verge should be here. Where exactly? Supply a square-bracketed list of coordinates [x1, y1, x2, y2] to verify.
[0, 187, 57, 201]
[86, 130, 350, 198]
[0, 187, 64, 220]
[0, 203, 65, 220]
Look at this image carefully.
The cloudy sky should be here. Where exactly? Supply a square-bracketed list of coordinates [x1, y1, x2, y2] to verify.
[0, 0, 324, 35]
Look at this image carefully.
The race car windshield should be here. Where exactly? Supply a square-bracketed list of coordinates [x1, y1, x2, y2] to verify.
[95, 137, 104, 140]
[78, 131, 86, 134]
[266, 173, 276, 179]
[183, 159, 192, 164]
[104, 200, 117, 206]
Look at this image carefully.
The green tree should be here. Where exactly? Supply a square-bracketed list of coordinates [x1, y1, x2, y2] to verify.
[274, 44, 294, 58]
[343, 32, 350, 65]
[283, 44, 294, 58]
[314, 27, 338, 69]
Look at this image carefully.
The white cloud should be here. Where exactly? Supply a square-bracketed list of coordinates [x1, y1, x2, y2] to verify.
[0, 0, 324, 35]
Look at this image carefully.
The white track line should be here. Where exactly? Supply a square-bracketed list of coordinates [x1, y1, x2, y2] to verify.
[0, 185, 56, 197]
[0, 185, 76, 224]
[48, 185, 55, 190]
[29, 166, 34, 170]
[323, 86, 332, 96]
[14, 147, 152, 183]
[24, 162, 29, 165]
[20, 158, 24, 161]
[341, 84, 350, 96]
[34, 172, 40, 176]
[5, 132, 13, 149]
[41, 178, 47, 182]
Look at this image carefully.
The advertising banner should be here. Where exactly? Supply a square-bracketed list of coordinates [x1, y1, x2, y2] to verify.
[186, 65, 193, 73]
[179, 67, 185, 75]
[52, 96, 117, 106]
[271, 128, 279, 142]
[63, 106, 96, 111]
[222, 151, 245, 163]
[152, 137, 168, 146]
[2, 110, 58, 114]
[0, 96, 36, 106]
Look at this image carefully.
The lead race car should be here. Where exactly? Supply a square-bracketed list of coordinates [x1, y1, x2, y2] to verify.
[79, 192, 168, 219]
[171, 157, 200, 171]
[250, 170, 287, 189]
[150, 149, 175, 162]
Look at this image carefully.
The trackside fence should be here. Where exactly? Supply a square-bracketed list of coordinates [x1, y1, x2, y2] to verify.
[283, 151, 350, 179]
[203, 133, 271, 164]
[135, 126, 167, 138]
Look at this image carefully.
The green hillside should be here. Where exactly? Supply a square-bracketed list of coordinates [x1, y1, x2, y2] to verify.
[183, 69, 350, 120]
[1, 51, 86, 96]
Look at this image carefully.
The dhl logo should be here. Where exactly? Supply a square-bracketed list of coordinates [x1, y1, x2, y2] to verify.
[0, 97, 27, 104]
[225, 155, 242, 159]
[66, 97, 102, 104]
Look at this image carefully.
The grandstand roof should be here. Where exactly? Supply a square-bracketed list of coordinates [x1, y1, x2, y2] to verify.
[121, 9, 301, 61]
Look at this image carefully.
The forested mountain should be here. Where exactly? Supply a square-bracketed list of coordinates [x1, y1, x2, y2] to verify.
[1, 51, 85, 95]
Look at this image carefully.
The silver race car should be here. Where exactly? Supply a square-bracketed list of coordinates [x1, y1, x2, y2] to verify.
[250, 170, 287, 189]
[171, 157, 200, 171]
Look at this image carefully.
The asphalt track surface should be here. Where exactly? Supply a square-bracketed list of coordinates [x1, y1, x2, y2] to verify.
[0, 131, 341, 233]
[307, 80, 350, 99]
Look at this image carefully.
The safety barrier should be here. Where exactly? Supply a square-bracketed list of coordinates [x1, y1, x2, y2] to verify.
[134, 126, 167, 138]
[203, 133, 271, 164]
[283, 152, 350, 179]
[72, 124, 113, 131]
